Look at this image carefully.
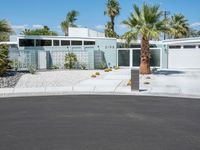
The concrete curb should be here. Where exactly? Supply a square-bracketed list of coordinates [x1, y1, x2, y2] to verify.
[0, 87, 200, 99]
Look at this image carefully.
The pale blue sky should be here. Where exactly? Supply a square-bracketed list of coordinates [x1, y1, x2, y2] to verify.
[1, 0, 200, 35]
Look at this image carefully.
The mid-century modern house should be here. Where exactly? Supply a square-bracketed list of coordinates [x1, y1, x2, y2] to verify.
[1, 27, 200, 70]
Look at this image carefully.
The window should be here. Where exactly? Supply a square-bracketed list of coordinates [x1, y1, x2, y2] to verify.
[71, 40, 82, 46]
[169, 45, 181, 49]
[53, 40, 59, 46]
[36, 40, 52, 46]
[61, 40, 70, 46]
[130, 44, 141, 48]
[150, 44, 157, 48]
[19, 39, 34, 47]
[183, 45, 196, 49]
[84, 41, 95, 45]
[118, 50, 130, 66]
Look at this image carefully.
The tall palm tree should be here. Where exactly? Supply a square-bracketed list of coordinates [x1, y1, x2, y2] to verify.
[169, 13, 189, 38]
[61, 10, 79, 36]
[122, 3, 168, 74]
[0, 19, 12, 33]
[104, 0, 120, 32]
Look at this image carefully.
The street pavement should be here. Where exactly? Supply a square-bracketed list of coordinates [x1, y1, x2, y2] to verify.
[0, 95, 200, 150]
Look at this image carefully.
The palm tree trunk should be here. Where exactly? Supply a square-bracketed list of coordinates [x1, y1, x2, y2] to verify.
[140, 36, 151, 74]
[111, 16, 115, 32]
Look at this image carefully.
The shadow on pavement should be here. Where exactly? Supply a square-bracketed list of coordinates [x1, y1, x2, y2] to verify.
[153, 70, 185, 76]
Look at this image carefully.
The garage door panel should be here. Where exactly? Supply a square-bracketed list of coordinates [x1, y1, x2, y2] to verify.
[169, 49, 200, 69]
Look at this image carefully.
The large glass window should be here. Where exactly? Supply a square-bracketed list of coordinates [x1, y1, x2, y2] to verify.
[84, 41, 95, 45]
[53, 40, 59, 46]
[132, 50, 140, 66]
[19, 39, 34, 47]
[36, 39, 52, 46]
[150, 49, 160, 67]
[131, 49, 160, 67]
[71, 40, 82, 46]
[118, 50, 130, 66]
[61, 40, 70, 46]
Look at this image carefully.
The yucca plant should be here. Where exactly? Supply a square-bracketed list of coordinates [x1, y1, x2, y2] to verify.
[64, 53, 78, 69]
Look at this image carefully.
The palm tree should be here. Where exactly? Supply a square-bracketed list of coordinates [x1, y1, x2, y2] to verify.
[122, 3, 168, 74]
[169, 13, 189, 38]
[104, 0, 121, 32]
[61, 10, 79, 36]
[0, 19, 12, 33]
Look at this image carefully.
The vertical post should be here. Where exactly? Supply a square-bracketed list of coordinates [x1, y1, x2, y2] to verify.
[131, 69, 140, 91]
[163, 11, 170, 40]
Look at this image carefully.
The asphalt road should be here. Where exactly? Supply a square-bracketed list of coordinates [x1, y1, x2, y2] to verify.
[0, 95, 200, 150]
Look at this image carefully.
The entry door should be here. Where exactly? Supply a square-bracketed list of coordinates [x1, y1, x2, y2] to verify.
[38, 51, 47, 69]
[118, 50, 130, 67]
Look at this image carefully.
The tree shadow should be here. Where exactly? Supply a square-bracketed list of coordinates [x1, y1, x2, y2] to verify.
[153, 70, 185, 76]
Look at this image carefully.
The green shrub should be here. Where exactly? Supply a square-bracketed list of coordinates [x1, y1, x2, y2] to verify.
[0, 45, 10, 76]
[28, 65, 37, 74]
[51, 65, 59, 70]
[10, 59, 21, 71]
[98, 62, 107, 69]
[80, 63, 87, 70]
[114, 66, 120, 70]
[104, 68, 110, 72]
[95, 72, 100, 76]
[64, 53, 77, 69]
[91, 74, 96, 78]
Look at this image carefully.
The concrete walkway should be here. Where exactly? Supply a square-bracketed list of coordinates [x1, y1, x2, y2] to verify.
[141, 69, 200, 97]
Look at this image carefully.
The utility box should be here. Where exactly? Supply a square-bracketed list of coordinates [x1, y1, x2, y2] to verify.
[131, 69, 140, 91]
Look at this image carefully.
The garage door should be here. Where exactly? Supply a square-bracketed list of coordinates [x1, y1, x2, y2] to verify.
[169, 49, 200, 69]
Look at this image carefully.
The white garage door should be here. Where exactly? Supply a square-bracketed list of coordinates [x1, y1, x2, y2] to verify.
[169, 49, 200, 69]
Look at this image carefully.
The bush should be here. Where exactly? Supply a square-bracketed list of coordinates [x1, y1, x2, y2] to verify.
[0, 45, 10, 76]
[51, 65, 59, 70]
[127, 80, 132, 86]
[95, 72, 100, 76]
[104, 68, 110, 72]
[28, 65, 37, 74]
[64, 53, 77, 69]
[98, 62, 107, 69]
[114, 66, 120, 70]
[108, 68, 112, 72]
[80, 63, 87, 70]
[91, 74, 96, 78]
[10, 59, 21, 71]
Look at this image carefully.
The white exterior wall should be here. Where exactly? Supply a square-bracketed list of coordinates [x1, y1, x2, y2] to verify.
[168, 48, 200, 69]
[68, 27, 105, 38]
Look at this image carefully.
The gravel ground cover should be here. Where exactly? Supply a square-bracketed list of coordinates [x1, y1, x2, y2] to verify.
[0, 71, 27, 88]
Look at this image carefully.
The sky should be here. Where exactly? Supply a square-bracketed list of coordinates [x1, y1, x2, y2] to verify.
[1, 0, 200, 35]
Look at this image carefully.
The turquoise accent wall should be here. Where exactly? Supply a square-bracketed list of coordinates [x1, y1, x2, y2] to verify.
[95, 39, 117, 68]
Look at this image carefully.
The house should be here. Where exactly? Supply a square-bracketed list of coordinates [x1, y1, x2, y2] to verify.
[1, 27, 200, 70]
